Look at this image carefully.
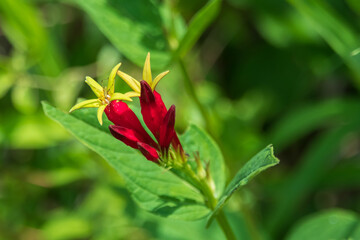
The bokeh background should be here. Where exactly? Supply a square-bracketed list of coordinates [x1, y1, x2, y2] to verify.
[1, 0, 360, 239]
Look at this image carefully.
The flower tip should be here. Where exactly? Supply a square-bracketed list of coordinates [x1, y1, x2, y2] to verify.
[97, 105, 106, 126]
[84, 76, 91, 83]
[152, 70, 170, 90]
[169, 104, 175, 113]
[143, 52, 152, 85]
[137, 142, 159, 162]
[69, 104, 81, 113]
[108, 63, 123, 92]
[140, 80, 155, 103]
[69, 106, 77, 113]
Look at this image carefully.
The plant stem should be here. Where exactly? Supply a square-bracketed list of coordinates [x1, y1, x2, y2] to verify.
[178, 59, 212, 132]
[216, 211, 237, 240]
[183, 164, 237, 240]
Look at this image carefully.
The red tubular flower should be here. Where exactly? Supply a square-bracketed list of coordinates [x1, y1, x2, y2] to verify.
[105, 100, 157, 148]
[140, 80, 184, 155]
[106, 100, 159, 162]
[109, 126, 145, 149]
[106, 82, 184, 163]
[140, 81, 167, 140]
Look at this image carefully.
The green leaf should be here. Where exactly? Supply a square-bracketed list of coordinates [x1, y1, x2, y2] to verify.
[175, 0, 222, 58]
[265, 110, 360, 236]
[286, 209, 360, 240]
[290, 0, 360, 88]
[180, 124, 226, 197]
[268, 99, 360, 150]
[207, 145, 279, 226]
[42, 102, 209, 220]
[0, 0, 64, 76]
[347, 0, 360, 14]
[11, 85, 38, 114]
[74, 0, 170, 69]
[42, 216, 91, 240]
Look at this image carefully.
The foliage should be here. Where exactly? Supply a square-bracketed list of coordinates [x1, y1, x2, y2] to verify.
[1, 0, 360, 239]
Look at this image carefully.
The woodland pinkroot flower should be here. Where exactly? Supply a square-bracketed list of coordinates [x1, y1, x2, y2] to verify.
[116, 52, 185, 156]
[70, 52, 185, 164]
[106, 82, 183, 163]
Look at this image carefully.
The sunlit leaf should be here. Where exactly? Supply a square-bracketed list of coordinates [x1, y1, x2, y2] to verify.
[0, 0, 64, 76]
[74, 0, 170, 69]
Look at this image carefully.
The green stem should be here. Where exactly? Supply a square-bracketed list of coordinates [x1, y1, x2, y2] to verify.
[183, 164, 237, 240]
[178, 59, 212, 132]
[216, 211, 237, 240]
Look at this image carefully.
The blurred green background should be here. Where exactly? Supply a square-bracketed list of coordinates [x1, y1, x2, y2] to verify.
[1, 0, 360, 239]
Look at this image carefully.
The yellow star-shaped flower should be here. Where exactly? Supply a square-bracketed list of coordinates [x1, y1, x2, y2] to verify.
[117, 52, 169, 93]
[69, 63, 137, 125]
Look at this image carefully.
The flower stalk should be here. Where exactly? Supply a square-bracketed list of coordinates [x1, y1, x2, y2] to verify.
[182, 163, 236, 240]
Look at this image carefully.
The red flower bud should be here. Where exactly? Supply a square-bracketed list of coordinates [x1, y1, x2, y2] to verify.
[159, 105, 175, 151]
[140, 81, 167, 141]
[137, 142, 159, 162]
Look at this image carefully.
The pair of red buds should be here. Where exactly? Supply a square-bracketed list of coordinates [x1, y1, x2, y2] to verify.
[106, 81, 183, 162]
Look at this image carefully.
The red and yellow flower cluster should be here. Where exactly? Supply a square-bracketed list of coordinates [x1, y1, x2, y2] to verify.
[70, 53, 184, 164]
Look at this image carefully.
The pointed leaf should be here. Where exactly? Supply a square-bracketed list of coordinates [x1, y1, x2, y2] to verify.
[207, 145, 279, 226]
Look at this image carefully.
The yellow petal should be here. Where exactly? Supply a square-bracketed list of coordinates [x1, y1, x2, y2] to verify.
[97, 104, 107, 125]
[110, 92, 133, 101]
[107, 63, 122, 95]
[85, 76, 103, 98]
[124, 91, 140, 98]
[152, 70, 169, 90]
[143, 52, 152, 85]
[69, 99, 100, 112]
[117, 70, 141, 93]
